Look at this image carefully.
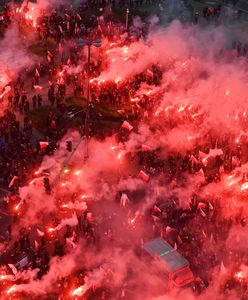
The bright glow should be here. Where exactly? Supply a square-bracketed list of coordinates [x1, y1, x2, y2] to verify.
[72, 285, 86, 296]
[241, 182, 248, 191]
[234, 271, 246, 282]
[7, 286, 16, 294]
[14, 203, 21, 211]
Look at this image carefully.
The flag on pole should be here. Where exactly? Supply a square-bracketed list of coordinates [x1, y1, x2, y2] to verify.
[153, 205, 161, 213]
[141, 144, 151, 151]
[59, 25, 63, 33]
[121, 121, 133, 131]
[58, 43, 63, 54]
[8, 176, 18, 188]
[33, 85, 43, 92]
[35, 68, 40, 77]
[35, 240, 39, 250]
[138, 170, 150, 182]
[209, 202, 214, 210]
[76, 14, 82, 20]
[198, 202, 206, 209]
[146, 69, 154, 77]
[220, 261, 227, 274]
[37, 228, 44, 237]
[208, 148, 223, 158]
[121, 289, 125, 298]
[165, 226, 172, 234]
[8, 264, 17, 275]
[39, 142, 49, 151]
[200, 208, 206, 217]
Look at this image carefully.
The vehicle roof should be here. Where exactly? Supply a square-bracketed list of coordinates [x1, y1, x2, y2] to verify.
[144, 237, 189, 273]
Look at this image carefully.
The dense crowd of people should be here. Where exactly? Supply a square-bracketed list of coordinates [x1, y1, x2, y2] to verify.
[0, 0, 248, 299]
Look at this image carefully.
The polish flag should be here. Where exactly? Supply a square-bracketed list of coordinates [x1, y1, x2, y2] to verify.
[59, 25, 63, 33]
[165, 226, 172, 234]
[33, 85, 43, 92]
[198, 202, 206, 209]
[37, 228, 45, 237]
[121, 289, 125, 298]
[199, 208, 206, 217]
[58, 43, 63, 54]
[8, 264, 18, 275]
[146, 69, 154, 77]
[189, 155, 198, 164]
[35, 240, 39, 250]
[153, 205, 161, 213]
[76, 14, 82, 20]
[209, 148, 223, 158]
[39, 142, 49, 151]
[121, 121, 133, 131]
[138, 170, 150, 182]
[117, 110, 125, 114]
[220, 261, 227, 274]
[35, 68, 40, 77]
[209, 202, 214, 210]
[8, 176, 18, 188]
[141, 144, 151, 151]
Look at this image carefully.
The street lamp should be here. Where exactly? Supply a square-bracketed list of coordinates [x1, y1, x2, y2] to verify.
[125, 8, 130, 32]
[77, 38, 101, 159]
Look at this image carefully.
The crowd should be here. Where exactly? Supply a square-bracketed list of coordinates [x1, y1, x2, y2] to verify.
[0, 0, 247, 299]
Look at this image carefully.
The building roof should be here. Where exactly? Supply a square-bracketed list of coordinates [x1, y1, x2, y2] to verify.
[144, 237, 189, 273]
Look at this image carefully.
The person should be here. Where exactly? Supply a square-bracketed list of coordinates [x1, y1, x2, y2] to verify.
[37, 94, 43, 108]
[8, 94, 13, 107]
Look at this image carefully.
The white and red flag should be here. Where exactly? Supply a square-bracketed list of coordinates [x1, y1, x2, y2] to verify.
[138, 170, 150, 182]
[121, 121, 133, 131]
